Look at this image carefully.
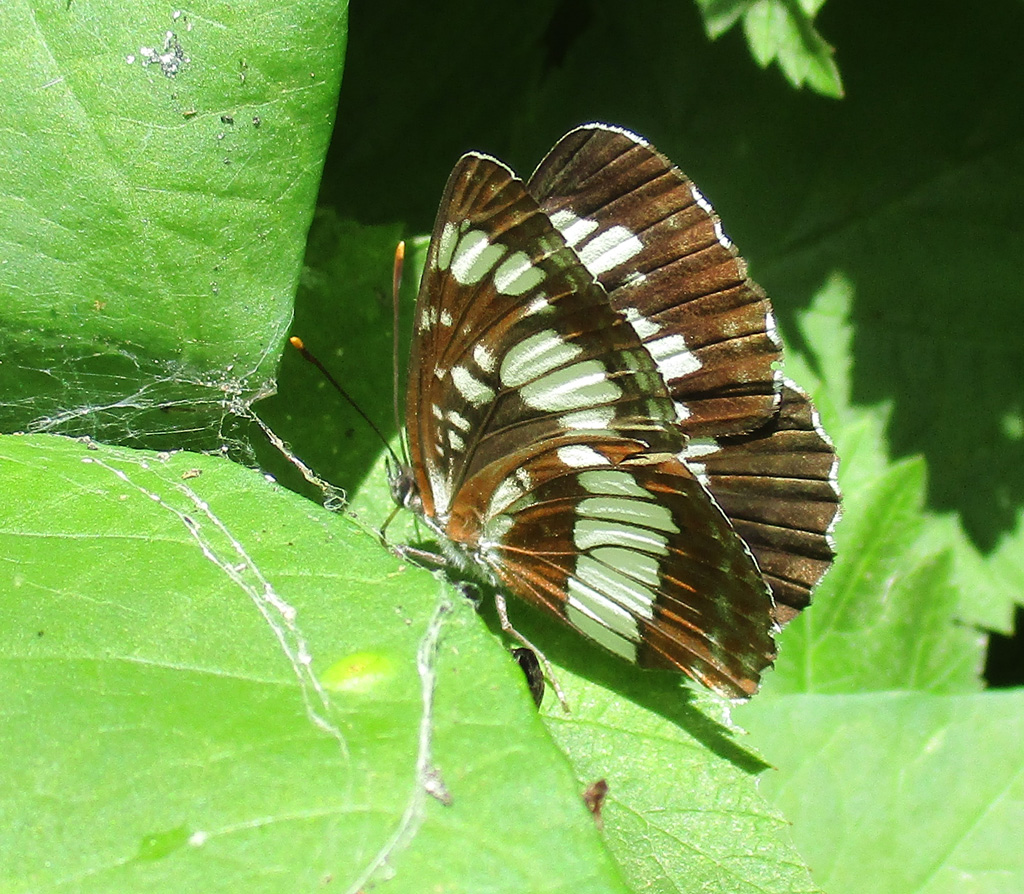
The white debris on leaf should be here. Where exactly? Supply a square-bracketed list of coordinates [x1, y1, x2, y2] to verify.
[139, 31, 189, 77]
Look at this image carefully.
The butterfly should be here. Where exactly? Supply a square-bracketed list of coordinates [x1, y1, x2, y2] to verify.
[393, 123, 840, 700]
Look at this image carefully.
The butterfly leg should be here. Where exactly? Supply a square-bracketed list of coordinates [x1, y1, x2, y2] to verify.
[391, 542, 447, 568]
[445, 582, 548, 708]
[493, 590, 570, 712]
[377, 504, 403, 544]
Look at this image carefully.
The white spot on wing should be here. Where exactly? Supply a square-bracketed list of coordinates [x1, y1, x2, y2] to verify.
[447, 429, 466, 452]
[557, 444, 609, 468]
[591, 546, 661, 586]
[578, 225, 643, 275]
[687, 463, 709, 487]
[549, 208, 577, 230]
[451, 366, 495, 407]
[520, 360, 620, 412]
[494, 251, 545, 296]
[550, 209, 600, 248]
[446, 410, 471, 431]
[574, 519, 670, 555]
[473, 343, 496, 373]
[575, 555, 656, 619]
[566, 579, 640, 660]
[647, 333, 702, 381]
[487, 472, 530, 517]
[682, 438, 721, 459]
[578, 496, 678, 533]
[560, 406, 617, 430]
[436, 221, 458, 270]
[439, 308, 453, 327]
[578, 469, 651, 498]
[523, 296, 551, 317]
[417, 304, 436, 333]
[680, 438, 720, 487]
[500, 329, 582, 388]
[622, 306, 661, 340]
[451, 230, 507, 285]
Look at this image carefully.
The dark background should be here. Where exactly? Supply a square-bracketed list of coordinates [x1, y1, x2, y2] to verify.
[275, 0, 1024, 681]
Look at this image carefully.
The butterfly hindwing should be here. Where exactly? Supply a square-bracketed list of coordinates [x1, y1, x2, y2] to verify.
[528, 123, 783, 439]
[447, 437, 775, 698]
[528, 124, 840, 613]
[683, 382, 840, 621]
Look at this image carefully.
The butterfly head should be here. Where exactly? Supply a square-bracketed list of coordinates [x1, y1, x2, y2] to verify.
[386, 454, 421, 514]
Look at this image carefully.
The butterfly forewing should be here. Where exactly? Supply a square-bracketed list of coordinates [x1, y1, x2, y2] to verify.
[408, 153, 684, 524]
[528, 123, 783, 439]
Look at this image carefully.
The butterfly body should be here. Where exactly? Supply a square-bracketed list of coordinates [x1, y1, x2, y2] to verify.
[399, 124, 840, 699]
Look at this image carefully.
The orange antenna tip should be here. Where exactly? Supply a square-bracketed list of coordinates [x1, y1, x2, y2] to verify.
[393, 241, 406, 295]
[289, 336, 305, 350]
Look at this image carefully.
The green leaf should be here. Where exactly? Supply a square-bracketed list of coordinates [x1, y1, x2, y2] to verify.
[544, 679, 820, 894]
[740, 691, 1024, 894]
[1, 433, 819, 892]
[0, 433, 628, 893]
[0, 1, 345, 447]
[695, 0, 843, 97]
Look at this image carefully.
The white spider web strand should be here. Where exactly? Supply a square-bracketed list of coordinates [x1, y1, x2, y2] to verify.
[248, 403, 461, 879]
[10, 336, 283, 462]
[243, 406, 346, 511]
[344, 589, 453, 894]
[82, 454, 349, 759]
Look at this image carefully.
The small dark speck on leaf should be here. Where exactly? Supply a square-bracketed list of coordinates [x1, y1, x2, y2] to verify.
[583, 778, 609, 829]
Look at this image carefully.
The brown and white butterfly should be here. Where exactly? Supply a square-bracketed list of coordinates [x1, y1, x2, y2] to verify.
[393, 123, 840, 699]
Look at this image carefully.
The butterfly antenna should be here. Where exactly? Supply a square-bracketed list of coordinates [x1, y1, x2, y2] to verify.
[288, 335, 402, 470]
[392, 241, 411, 466]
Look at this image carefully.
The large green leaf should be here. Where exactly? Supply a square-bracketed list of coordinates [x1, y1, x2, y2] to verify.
[0, 434, 628, 892]
[741, 691, 1024, 894]
[0, 1, 345, 447]
[1, 433, 818, 892]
